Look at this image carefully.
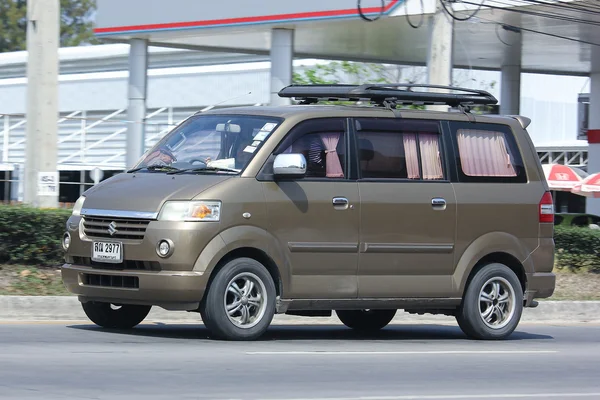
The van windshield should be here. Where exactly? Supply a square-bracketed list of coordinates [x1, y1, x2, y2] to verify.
[130, 114, 283, 173]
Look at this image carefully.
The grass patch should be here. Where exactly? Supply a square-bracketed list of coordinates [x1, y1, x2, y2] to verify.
[0, 264, 71, 296]
[548, 271, 600, 301]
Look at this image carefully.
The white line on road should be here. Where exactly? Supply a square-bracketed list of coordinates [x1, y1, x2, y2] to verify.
[246, 350, 558, 355]
[250, 393, 600, 400]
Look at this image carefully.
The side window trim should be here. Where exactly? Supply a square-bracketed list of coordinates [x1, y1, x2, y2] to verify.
[350, 117, 450, 183]
[440, 120, 459, 183]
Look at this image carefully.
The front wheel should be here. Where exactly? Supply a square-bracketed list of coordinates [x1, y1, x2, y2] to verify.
[336, 309, 397, 332]
[201, 258, 276, 341]
[456, 263, 524, 340]
[81, 302, 151, 329]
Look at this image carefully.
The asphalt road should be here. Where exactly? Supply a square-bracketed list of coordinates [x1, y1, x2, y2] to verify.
[1, 321, 600, 400]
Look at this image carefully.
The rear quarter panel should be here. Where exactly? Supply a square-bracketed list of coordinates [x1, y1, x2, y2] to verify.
[450, 118, 548, 294]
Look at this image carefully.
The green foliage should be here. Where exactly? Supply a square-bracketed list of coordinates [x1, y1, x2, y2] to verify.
[292, 61, 391, 86]
[554, 226, 600, 273]
[0, 0, 98, 53]
[0, 204, 71, 266]
[59, 0, 98, 47]
[0, 0, 26, 53]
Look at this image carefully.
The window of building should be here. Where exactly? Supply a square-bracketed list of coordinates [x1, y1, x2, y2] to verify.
[355, 118, 444, 181]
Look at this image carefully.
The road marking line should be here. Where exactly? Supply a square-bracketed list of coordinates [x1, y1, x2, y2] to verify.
[246, 350, 558, 355]
[251, 393, 600, 400]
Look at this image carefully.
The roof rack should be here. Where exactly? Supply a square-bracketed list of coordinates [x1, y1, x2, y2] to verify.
[278, 83, 498, 109]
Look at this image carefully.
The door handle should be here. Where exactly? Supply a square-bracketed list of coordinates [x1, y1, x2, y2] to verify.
[332, 197, 349, 210]
[431, 198, 447, 210]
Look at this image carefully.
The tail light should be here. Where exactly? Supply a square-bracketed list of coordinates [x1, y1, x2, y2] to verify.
[539, 191, 554, 223]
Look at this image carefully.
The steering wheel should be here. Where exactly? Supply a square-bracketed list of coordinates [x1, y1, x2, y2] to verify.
[188, 157, 210, 166]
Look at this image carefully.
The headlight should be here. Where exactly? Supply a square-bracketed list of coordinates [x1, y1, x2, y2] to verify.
[72, 196, 85, 216]
[158, 201, 221, 222]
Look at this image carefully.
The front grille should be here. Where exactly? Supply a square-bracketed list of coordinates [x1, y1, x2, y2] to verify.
[82, 217, 150, 241]
[82, 273, 139, 289]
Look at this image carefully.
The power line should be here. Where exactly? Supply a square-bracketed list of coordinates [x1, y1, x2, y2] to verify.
[517, 0, 600, 15]
[471, 12, 600, 47]
[459, 0, 600, 26]
[440, 0, 484, 20]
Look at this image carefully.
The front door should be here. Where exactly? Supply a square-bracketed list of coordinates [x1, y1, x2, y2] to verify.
[262, 118, 360, 299]
[353, 117, 457, 298]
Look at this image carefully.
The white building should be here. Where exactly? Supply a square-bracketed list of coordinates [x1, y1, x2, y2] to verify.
[0, 43, 590, 204]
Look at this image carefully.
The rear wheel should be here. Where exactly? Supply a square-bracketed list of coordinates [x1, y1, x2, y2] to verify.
[81, 302, 151, 329]
[456, 263, 523, 340]
[201, 258, 276, 341]
[336, 309, 396, 332]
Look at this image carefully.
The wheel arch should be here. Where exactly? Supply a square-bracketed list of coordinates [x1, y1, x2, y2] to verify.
[205, 247, 283, 298]
[462, 253, 527, 296]
[453, 232, 533, 296]
[193, 225, 290, 299]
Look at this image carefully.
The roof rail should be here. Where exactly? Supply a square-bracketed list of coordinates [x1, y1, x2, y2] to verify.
[278, 83, 498, 108]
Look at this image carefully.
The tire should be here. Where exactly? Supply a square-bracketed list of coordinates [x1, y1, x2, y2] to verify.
[201, 257, 276, 341]
[336, 309, 397, 332]
[81, 301, 151, 329]
[456, 263, 524, 340]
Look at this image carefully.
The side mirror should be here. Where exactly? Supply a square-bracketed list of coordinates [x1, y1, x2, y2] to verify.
[273, 153, 307, 178]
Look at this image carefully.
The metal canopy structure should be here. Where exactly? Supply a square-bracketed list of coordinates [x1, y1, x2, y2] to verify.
[94, 0, 600, 75]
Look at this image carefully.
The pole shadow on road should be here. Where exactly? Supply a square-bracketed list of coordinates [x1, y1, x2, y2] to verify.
[66, 323, 554, 342]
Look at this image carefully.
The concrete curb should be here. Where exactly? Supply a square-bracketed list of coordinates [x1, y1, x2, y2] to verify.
[1, 296, 599, 325]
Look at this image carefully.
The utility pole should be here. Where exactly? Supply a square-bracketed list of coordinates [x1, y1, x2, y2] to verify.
[426, 2, 454, 112]
[24, 0, 60, 208]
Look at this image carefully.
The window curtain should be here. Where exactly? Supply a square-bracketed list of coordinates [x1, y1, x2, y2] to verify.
[418, 133, 444, 180]
[456, 129, 516, 177]
[320, 133, 344, 178]
[403, 133, 420, 179]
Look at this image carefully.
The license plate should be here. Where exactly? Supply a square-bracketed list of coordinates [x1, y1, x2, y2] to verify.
[92, 241, 123, 263]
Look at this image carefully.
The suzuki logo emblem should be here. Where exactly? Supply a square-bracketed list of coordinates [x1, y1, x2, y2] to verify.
[107, 221, 118, 236]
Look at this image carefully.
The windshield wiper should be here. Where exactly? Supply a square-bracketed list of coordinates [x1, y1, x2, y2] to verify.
[127, 165, 181, 173]
[167, 166, 240, 175]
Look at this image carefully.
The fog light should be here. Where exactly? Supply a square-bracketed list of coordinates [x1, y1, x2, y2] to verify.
[156, 239, 173, 258]
[62, 232, 71, 251]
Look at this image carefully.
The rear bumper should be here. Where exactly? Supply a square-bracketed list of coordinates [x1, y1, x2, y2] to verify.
[61, 263, 206, 311]
[524, 272, 556, 306]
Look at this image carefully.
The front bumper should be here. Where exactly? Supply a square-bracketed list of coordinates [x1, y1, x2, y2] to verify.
[61, 263, 207, 311]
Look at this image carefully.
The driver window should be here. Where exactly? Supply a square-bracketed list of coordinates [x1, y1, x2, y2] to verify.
[282, 129, 346, 179]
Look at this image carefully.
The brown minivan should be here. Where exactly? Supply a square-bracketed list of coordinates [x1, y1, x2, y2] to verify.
[61, 84, 556, 341]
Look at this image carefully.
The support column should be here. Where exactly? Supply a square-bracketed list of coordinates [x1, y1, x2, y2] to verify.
[269, 28, 294, 106]
[426, 5, 454, 112]
[126, 39, 148, 169]
[24, 0, 59, 207]
[587, 45, 600, 215]
[500, 26, 523, 116]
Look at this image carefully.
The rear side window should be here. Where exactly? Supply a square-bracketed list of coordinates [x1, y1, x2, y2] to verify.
[355, 118, 445, 181]
[450, 122, 526, 183]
